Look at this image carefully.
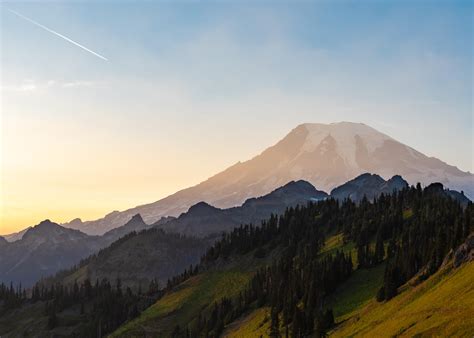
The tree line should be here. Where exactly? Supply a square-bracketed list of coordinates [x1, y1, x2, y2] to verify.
[1, 183, 471, 337]
[169, 184, 472, 337]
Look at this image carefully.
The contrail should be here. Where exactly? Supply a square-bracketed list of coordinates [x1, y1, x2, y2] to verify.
[7, 8, 108, 61]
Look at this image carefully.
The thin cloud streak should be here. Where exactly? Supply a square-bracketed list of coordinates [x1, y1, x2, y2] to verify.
[1, 79, 104, 92]
[7, 8, 108, 61]
[62, 80, 102, 88]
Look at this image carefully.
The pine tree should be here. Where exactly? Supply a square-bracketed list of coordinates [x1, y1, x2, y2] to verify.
[48, 311, 57, 329]
[270, 308, 280, 337]
[375, 230, 385, 263]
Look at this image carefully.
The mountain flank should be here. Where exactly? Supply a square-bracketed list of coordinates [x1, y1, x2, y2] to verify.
[0, 182, 472, 337]
[59, 122, 473, 235]
[2, 175, 468, 288]
[108, 183, 473, 337]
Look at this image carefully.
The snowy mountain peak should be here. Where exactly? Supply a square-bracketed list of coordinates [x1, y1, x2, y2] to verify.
[293, 122, 393, 170]
[63, 122, 473, 235]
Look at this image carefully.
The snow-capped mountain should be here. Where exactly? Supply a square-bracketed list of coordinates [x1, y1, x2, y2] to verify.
[64, 122, 473, 235]
[0, 179, 328, 286]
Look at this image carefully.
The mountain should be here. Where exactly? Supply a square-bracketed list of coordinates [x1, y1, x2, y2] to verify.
[102, 214, 174, 242]
[41, 180, 328, 290]
[45, 176, 421, 292]
[330, 173, 408, 202]
[424, 182, 471, 206]
[446, 189, 471, 207]
[1, 183, 472, 337]
[0, 216, 170, 287]
[243, 179, 328, 207]
[3, 175, 467, 288]
[108, 183, 473, 338]
[159, 180, 328, 237]
[0, 179, 327, 288]
[0, 220, 103, 286]
[63, 122, 474, 235]
[2, 227, 32, 242]
[57, 229, 209, 291]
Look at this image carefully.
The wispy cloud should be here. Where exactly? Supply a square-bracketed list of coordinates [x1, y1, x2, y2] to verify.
[61, 81, 102, 88]
[7, 8, 108, 61]
[1, 79, 104, 92]
[1, 79, 39, 92]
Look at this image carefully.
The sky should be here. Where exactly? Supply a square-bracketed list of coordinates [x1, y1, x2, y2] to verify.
[0, 0, 472, 235]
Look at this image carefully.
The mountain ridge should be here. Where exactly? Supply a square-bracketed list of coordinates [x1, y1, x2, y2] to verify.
[0, 178, 329, 286]
[57, 122, 472, 235]
[42, 175, 470, 294]
[158, 179, 328, 237]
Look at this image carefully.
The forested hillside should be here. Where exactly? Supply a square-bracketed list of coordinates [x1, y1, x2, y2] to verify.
[0, 183, 471, 337]
[112, 183, 473, 337]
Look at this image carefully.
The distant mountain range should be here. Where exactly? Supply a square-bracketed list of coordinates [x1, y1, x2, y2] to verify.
[0, 173, 410, 287]
[0, 214, 164, 286]
[53, 229, 210, 291]
[55, 122, 473, 236]
[159, 180, 328, 237]
[0, 220, 102, 286]
[4, 173, 468, 289]
[0, 179, 326, 286]
[330, 173, 408, 201]
[2, 227, 32, 243]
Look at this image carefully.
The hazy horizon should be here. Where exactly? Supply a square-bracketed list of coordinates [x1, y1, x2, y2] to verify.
[1, 1, 472, 234]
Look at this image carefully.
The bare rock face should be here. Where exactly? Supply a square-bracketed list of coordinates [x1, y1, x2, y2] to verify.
[453, 233, 474, 268]
[441, 249, 454, 268]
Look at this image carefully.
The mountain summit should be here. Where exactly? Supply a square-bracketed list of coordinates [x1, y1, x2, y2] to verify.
[64, 122, 473, 235]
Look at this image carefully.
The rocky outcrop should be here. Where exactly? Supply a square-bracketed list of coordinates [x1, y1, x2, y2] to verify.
[330, 173, 408, 202]
[453, 233, 474, 268]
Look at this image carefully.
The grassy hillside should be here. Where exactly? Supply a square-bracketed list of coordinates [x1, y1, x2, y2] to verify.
[219, 233, 360, 338]
[110, 249, 279, 337]
[210, 260, 474, 338]
[326, 264, 385, 322]
[0, 302, 47, 337]
[50, 190, 474, 337]
[111, 270, 251, 337]
[3, 187, 472, 337]
[330, 261, 474, 337]
[111, 231, 474, 338]
[320, 233, 356, 263]
[223, 307, 271, 337]
[0, 300, 89, 337]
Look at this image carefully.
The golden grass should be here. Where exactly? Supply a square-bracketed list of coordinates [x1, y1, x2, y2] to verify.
[326, 264, 385, 322]
[330, 261, 474, 337]
[223, 307, 271, 338]
[110, 269, 253, 337]
[403, 208, 414, 220]
[110, 276, 199, 337]
[62, 265, 88, 285]
[321, 233, 344, 254]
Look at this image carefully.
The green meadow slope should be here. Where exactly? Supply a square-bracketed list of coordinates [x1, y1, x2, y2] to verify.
[221, 236, 380, 338]
[220, 261, 473, 338]
[111, 270, 251, 337]
[330, 260, 474, 337]
[110, 248, 281, 337]
[111, 231, 474, 338]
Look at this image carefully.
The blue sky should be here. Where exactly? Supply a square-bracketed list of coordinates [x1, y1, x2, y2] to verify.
[1, 0, 473, 232]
